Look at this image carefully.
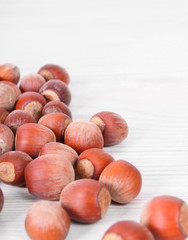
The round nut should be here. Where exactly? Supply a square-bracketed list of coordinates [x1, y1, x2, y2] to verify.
[20, 73, 46, 92]
[39, 79, 71, 106]
[38, 63, 70, 84]
[42, 100, 72, 118]
[76, 148, 114, 179]
[15, 123, 56, 158]
[38, 113, 72, 142]
[102, 221, 154, 240]
[0, 83, 16, 111]
[25, 154, 75, 200]
[99, 160, 142, 204]
[141, 195, 188, 240]
[15, 92, 47, 121]
[0, 63, 20, 84]
[90, 111, 128, 146]
[4, 110, 36, 134]
[64, 121, 104, 154]
[0, 151, 32, 186]
[60, 179, 111, 223]
[25, 200, 70, 240]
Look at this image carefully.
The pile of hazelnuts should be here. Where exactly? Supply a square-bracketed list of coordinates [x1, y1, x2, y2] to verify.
[0, 63, 188, 240]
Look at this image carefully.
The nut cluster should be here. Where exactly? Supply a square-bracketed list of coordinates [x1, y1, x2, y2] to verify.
[0, 62, 187, 240]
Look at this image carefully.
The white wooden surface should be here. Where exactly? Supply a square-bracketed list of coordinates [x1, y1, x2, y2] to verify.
[1, 0, 188, 239]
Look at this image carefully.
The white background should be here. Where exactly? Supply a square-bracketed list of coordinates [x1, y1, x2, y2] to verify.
[0, 0, 188, 239]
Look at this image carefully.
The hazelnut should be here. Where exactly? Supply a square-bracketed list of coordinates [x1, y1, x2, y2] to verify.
[42, 100, 72, 118]
[0, 187, 4, 212]
[102, 221, 154, 240]
[99, 160, 142, 204]
[38, 63, 70, 85]
[0, 151, 32, 186]
[39, 142, 78, 165]
[75, 148, 114, 180]
[25, 154, 75, 200]
[20, 73, 46, 92]
[15, 91, 47, 121]
[38, 113, 72, 142]
[90, 111, 128, 146]
[0, 108, 9, 124]
[25, 200, 70, 240]
[4, 110, 36, 134]
[0, 124, 14, 156]
[15, 123, 56, 158]
[60, 179, 111, 223]
[141, 195, 188, 240]
[0, 83, 17, 111]
[0, 63, 20, 84]
[0, 81, 21, 100]
[64, 121, 104, 154]
[39, 79, 71, 106]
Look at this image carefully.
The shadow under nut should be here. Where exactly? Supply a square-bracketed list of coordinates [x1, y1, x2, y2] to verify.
[0, 188, 4, 212]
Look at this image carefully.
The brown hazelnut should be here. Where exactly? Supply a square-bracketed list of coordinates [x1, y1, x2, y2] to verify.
[42, 100, 72, 118]
[0, 63, 20, 84]
[38, 63, 70, 84]
[25, 200, 70, 240]
[64, 121, 104, 154]
[0, 124, 14, 156]
[102, 221, 154, 240]
[4, 110, 36, 134]
[76, 148, 114, 179]
[25, 154, 75, 200]
[0, 151, 32, 186]
[141, 195, 188, 240]
[99, 160, 142, 204]
[20, 73, 46, 92]
[0, 81, 21, 100]
[60, 179, 111, 223]
[90, 111, 128, 146]
[38, 113, 72, 142]
[15, 91, 47, 121]
[39, 142, 78, 165]
[0, 83, 17, 111]
[15, 123, 56, 158]
[39, 79, 71, 106]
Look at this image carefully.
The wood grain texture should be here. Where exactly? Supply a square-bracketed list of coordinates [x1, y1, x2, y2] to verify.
[0, 0, 188, 239]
